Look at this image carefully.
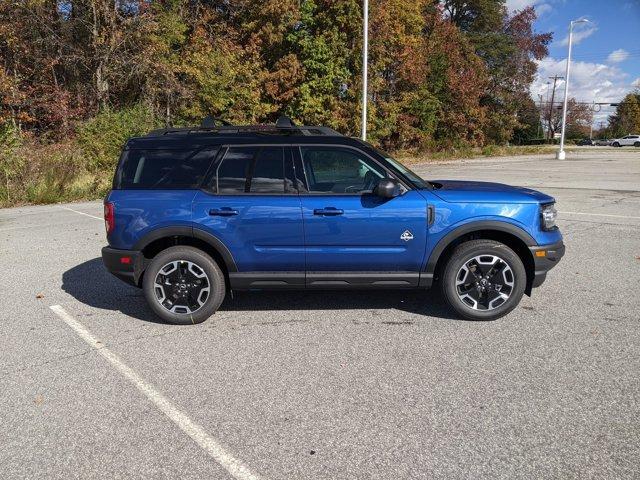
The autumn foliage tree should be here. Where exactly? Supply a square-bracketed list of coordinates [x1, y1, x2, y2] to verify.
[1, 0, 552, 152]
[608, 91, 640, 137]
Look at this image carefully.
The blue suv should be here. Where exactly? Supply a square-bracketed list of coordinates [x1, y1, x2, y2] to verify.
[102, 117, 564, 324]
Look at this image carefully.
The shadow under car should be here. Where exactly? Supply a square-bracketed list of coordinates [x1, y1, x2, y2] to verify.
[62, 258, 461, 324]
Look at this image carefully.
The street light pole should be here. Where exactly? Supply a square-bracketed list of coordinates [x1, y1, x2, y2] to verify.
[361, 0, 368, 141]
[557, 18, 589, 159]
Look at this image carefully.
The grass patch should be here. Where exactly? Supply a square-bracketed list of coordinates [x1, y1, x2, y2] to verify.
[0, 141, 111, 208]
[395, 144, 560, 164]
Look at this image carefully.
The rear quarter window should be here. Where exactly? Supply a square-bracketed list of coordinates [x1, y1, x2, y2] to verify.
[114, 147, 218, 189]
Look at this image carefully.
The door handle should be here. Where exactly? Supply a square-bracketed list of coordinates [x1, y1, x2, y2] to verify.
[314, 207, 344, 216]
[209, 208, 239, 217]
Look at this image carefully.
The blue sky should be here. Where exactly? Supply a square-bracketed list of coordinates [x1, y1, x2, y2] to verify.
[506, 0, 640, 123]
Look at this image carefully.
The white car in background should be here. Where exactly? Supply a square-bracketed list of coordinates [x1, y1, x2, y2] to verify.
[611, 135, 640, 147]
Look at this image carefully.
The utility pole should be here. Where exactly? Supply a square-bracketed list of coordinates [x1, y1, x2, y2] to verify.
[537, 94, 543, 139]
[544, 81, 551, 139]
[361, 0, 368, 141]
[589, 101, 595, 140]
[548, 75, 564, 140]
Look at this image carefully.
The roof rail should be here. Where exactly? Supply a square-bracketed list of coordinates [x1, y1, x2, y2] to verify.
[146, 117, 342, 137]
[201, 116, 233, 128]
[275, 115, 296, 129]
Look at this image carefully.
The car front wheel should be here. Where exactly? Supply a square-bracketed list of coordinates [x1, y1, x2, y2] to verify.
[143, 246, 226, 325]
[442, 240, 526, 321]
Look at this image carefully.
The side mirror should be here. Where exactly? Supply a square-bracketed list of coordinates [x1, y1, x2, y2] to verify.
[374, 178, 401, 199]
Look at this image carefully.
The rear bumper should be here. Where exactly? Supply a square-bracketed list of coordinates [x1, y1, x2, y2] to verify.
[529, 240, 565, 289]
[102, 246, 144, 287]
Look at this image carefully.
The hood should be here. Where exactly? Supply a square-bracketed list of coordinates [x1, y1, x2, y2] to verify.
[431, 180, 555, 204]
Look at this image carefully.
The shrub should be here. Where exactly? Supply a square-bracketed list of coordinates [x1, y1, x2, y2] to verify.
[0, 140, 109, 208]
[22, 144, 106, 205]
[77, 104, 158, 171]
[0, 123, 24, 204]
[481, 145, 497, 156]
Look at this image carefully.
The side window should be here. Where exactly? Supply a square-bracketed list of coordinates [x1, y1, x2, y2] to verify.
[299, 147, 385, 194]
[251, 147, 286, 194]
[216, 146, 288, 194]
[217, 147, 257, 194]
[116, 147, 218, 189]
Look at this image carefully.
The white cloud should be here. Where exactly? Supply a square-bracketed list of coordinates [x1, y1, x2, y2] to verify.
[557, 24, 597, 47]
[505, 0, 537, 10]
[607, 49, 630, 64]
[535, 3, 553, 15]
[531, 56, 632, 124]
[632, 78, 640, 88]
[505, 0, 553, 15]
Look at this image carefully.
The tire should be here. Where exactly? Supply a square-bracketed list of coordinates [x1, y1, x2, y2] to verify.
[143, 246, 226, 325]
[441, 240, 526, 321]
[613, 142, 621, 147]
[634, 142, 640, 147]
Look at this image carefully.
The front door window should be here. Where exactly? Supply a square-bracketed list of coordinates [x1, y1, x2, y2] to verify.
[299, 147, 385, 194]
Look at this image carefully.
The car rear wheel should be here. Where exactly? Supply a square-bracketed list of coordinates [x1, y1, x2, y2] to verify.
[143, 246, 226, 325]
[442, 240, 526, 321]
[634, 141, 640, 147]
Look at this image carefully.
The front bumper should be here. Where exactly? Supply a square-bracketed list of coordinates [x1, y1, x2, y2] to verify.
[102, 246, 144, 287]
[529, 240, 565, 289]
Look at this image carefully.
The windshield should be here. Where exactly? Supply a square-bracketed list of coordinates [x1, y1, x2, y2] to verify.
[375, 149, 430, 189]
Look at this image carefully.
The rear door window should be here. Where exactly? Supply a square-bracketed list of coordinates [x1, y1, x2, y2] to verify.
[216, 146, 290, 194]
[216, 147, 257, 194]
[115, 147, 218, 189]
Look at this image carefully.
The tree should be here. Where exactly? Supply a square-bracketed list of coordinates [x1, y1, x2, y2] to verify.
[608, 91, 640, 137]
[1, 0, 549, 152]
[443, 2, 551, 143]
[511, 96, 541, 143]
[546, 99, 592, 139]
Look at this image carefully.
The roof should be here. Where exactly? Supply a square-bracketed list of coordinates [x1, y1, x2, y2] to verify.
[125, 116, 358, 150]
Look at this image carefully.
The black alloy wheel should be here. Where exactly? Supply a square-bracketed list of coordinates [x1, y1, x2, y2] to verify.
[442, 240, 526, 321]
[143, 246, 226, 325]
[153, 260, 210, 315]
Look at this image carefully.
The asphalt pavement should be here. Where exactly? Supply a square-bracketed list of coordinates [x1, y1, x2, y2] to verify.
[1, 147, 639, 479]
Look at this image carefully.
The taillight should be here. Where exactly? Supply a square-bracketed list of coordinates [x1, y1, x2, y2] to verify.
[104, 201, 115, 235]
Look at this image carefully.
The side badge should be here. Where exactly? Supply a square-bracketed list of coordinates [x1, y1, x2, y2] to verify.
[400, 230, 414, 242]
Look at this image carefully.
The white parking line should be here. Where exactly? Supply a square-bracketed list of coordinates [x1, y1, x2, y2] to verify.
[59, 206, 103, 221]
[559, 211, 640, 220]
[49, 305, 264, 480]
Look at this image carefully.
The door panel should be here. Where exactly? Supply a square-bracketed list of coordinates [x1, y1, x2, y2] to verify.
[300, 190, 429, 273]
[192, 146, 304, 275]
[295, 145, 429, 276]
[193, 192, 304, 271]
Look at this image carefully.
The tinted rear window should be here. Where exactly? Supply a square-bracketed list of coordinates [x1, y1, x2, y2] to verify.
[216, 146, 289, 194]
[115, 148, 218, 189]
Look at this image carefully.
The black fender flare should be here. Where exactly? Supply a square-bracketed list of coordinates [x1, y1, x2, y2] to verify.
[133, 226, 238, 272]
[423, 220, 536, 277]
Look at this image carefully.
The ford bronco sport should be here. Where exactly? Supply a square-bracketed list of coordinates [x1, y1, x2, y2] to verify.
[102, 117, 565, 324]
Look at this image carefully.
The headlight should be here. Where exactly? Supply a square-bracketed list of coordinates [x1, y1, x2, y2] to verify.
[541, 203, 558, 230]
